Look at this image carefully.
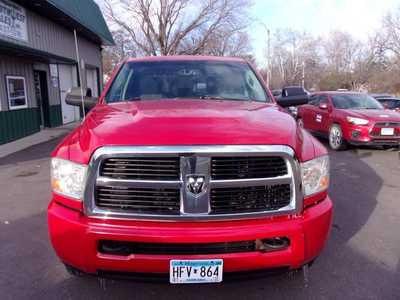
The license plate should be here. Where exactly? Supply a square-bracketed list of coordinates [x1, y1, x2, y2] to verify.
[381, 128, 394, 136]
[170, 259, 223, 284]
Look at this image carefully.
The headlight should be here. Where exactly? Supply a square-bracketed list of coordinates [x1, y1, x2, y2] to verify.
[301, 155, 329, 196]
[51, 158, 88, 200]
[346, 116, 369, 125]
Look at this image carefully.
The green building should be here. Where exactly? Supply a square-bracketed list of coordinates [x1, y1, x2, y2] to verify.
[0, 0, 114, 144]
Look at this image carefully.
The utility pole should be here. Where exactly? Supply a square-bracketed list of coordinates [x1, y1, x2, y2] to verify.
[302, 61, 305, 88]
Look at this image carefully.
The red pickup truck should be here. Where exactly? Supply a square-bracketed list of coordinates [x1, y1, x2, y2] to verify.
[48, 56, 332, 284]
[297, 92, 400, 150]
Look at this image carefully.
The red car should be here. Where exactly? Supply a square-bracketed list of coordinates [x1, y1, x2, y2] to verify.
[48, 56, 332, 284]
[297, 92, 400, 150]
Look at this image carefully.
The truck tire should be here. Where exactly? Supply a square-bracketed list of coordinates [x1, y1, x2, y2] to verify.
[64, 264, 84, 277]
[329, 124, 347, 150]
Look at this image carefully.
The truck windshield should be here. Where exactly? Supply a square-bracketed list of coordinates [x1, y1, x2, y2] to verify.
[332, 94, 383, 110]
[105, 61, 270, 103]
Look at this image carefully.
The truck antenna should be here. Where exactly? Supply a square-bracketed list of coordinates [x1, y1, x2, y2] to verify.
[74, 29, 86, 122]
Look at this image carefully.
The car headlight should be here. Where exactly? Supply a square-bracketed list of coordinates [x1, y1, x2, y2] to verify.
[51, 158, 88, 200]
[301, 155, 329, 196]
[346, 116, 369, 125]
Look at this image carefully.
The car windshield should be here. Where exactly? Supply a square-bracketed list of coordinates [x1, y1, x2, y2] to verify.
[105, 60, 270, 103]
[331, 94, 383, 110]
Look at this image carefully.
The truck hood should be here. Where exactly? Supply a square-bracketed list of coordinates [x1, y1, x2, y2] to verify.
[60, 100, 320, 164]
[345, 109, 400, 121]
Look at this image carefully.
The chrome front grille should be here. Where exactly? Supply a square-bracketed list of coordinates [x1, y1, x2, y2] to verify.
[84, 145, 301, 220]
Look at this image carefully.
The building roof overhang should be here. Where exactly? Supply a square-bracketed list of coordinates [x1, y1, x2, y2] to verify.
[12, 0, 115, 46]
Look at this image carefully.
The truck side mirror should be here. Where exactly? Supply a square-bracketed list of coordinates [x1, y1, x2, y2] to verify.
[65, 87, 98, 110]
[276, 95, 309, 108]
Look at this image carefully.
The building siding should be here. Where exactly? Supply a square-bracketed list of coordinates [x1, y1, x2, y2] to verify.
[0, 0, 106, 143]
[0, 108, 40, 144]
[0, 7, 102, 69]
[27, 9, 102, 67]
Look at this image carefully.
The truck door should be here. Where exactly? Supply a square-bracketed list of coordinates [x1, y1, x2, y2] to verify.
[313, 95, 330, 134]
[303, 95, 320, 131]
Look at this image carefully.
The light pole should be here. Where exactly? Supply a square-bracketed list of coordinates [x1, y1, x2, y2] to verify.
[259, 21, 272, 89]
[267, 28, 271, 89]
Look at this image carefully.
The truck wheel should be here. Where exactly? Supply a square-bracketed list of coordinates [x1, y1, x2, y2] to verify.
[297, 118, 304, 128]
[64, 264, 84, 277]
[329, 124, 347, 150]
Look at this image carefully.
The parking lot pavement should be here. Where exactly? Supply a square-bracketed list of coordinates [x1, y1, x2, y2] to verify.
[0, 137, 399, 300]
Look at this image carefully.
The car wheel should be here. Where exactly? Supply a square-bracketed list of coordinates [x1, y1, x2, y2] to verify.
[329, 124, 347, 150]
[297, 118, 304, 128]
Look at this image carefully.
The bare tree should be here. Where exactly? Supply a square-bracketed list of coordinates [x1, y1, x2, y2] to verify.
[103, 0, 251, 56]
[102, 29, 138, 78]
[381, 8, 400, 59]
[268, 29, 322, 89]
[323, 31, 362, 74]
[203, 30, 252, 57]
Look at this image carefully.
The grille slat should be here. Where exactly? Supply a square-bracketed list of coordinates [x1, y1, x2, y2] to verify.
[210, 184, 291, 214]
[374, 122, 400, 127]
[101, 172, 178, 177]
[96, 186, 180, 214]
[97, 198, 179, 204]
[107, 158, 179, 163]
[211, 156, 287, 180]
[97, 188, 178, 194]
[98, 193, 178, 200]
[100, 157, 180, 180]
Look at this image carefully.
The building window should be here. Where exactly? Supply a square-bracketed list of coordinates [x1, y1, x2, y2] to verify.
[6, 76, 28, 110]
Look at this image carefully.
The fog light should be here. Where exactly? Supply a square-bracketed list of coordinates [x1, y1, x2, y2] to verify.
[352, 131, 360, 138]
[255, 237, 290, 252]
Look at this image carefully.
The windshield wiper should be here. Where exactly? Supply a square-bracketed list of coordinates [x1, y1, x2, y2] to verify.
[199, 95, 252, 101]
[125, 97, 142, 101]
[356, 107, 378, 110]
[199, 95, 228, 100]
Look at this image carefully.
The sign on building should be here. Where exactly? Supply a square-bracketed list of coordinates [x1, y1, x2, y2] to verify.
[0, 0, 28, 42]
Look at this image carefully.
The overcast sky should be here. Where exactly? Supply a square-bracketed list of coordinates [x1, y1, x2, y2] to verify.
[252, 0, 399, 64]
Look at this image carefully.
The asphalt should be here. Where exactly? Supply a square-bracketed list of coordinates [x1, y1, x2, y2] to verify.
[0, 136, 399, 300]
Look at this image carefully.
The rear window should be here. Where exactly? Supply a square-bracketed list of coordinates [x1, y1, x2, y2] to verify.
[377, 98, 400, 109]
[105, 61, 270, 103]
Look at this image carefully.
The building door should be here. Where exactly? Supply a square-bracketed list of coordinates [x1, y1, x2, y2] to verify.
[59, 64, 79, 124]
[34, 71, 50, 127]
[86, 68, 99, 97]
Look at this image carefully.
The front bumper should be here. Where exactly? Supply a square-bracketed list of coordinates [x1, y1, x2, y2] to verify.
[346, 124, 400, 146]
[48, 197, 333, 275]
